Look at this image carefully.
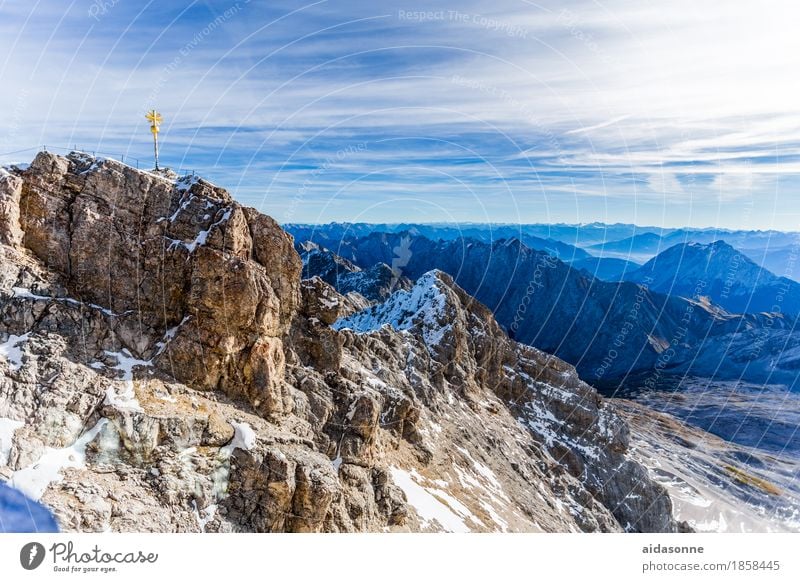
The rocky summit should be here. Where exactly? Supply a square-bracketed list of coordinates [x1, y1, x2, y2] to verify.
[0, 152, 676, 532]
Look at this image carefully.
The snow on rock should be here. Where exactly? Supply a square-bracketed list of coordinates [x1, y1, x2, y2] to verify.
[192, 500, 218, 532]
[11, 287, 122, 318]
[333, 270, 451, 349]
[10, 419, 109, 500]
[175, 174, 201, 193]
[0, 333, 30, 371]
[389, 467, 475, 532]
[183, 208, 232, 253]
[11, 287, 50, 300]
[165, 206, 233, 253]
[220, 421, 256, 457]
[0, 417, 24, 466]
[154, 316, 190, 356]
[103, 350, 151, 412]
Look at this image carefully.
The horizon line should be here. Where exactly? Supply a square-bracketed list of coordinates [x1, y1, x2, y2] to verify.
[280, 221, 800, 234]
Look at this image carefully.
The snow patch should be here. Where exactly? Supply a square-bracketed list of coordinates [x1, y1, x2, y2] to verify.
[389, 467, 472, 532]
[154, 316, 190, 356]
[11, 288, 124, 317]
[10, 419, 108, 500]
[0, 333, 30, 371]
[11, 287, 52, 301]
[103, 350, 151, 412]
[175, 174, 201, 193]
[167, 208, 233, 253]
[220, 422, 256, 457]
[192, 500, 217, 532]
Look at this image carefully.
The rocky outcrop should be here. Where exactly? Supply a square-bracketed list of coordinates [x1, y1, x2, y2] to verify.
[14, 152, 300, 417]
[0, 152, 675, 532]
[332, 271, 674, 532]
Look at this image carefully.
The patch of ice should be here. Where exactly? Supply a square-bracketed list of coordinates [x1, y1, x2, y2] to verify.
[0, 333, 30, 371]
[10, 419, 108, 500]
[212, 422, 256, 499]
[0, 417, 24, 467]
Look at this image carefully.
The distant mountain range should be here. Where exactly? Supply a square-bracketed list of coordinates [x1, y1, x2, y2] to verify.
[623, 241, 800, 317]
[284, 222, 800, 283]
[288, 227, 800, 388]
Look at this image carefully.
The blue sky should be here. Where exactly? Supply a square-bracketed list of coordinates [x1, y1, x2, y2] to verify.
[1, 0, 800, 229]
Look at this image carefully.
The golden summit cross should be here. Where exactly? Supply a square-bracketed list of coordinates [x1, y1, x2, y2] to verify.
[145, 109, 163, 170]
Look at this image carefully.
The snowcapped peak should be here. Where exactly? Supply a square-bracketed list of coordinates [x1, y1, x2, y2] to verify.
[332, 269, 453, 349]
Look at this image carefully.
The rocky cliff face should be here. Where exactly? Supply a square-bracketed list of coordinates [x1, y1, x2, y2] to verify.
[0, 152, 675, 532]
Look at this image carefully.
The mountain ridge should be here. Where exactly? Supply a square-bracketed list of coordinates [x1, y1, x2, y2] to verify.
[293, 230, 800, 387]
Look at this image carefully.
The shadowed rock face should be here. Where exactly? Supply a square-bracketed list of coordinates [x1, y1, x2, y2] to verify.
[297, 240, 412, 302]
[0, 152, 675, 532]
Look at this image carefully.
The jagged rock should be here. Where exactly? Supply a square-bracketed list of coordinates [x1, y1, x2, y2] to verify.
[0, 170, 23, 247]
[12, 152, 301, 417]
[298, 240, 412, 302]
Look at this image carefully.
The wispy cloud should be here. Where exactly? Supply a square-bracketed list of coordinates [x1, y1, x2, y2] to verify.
[1, 0, 799, 228]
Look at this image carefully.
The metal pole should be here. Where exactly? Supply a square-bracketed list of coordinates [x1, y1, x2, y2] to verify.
[153, 133, 159, 170]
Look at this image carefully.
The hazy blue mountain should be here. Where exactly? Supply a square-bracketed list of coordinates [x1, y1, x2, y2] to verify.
[587, 232, 671, 262]
[740, 246, 800, 280]
[285, 223, 800, 283]
[285, 223, 591, 262]
[624, 241, 800, 316]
